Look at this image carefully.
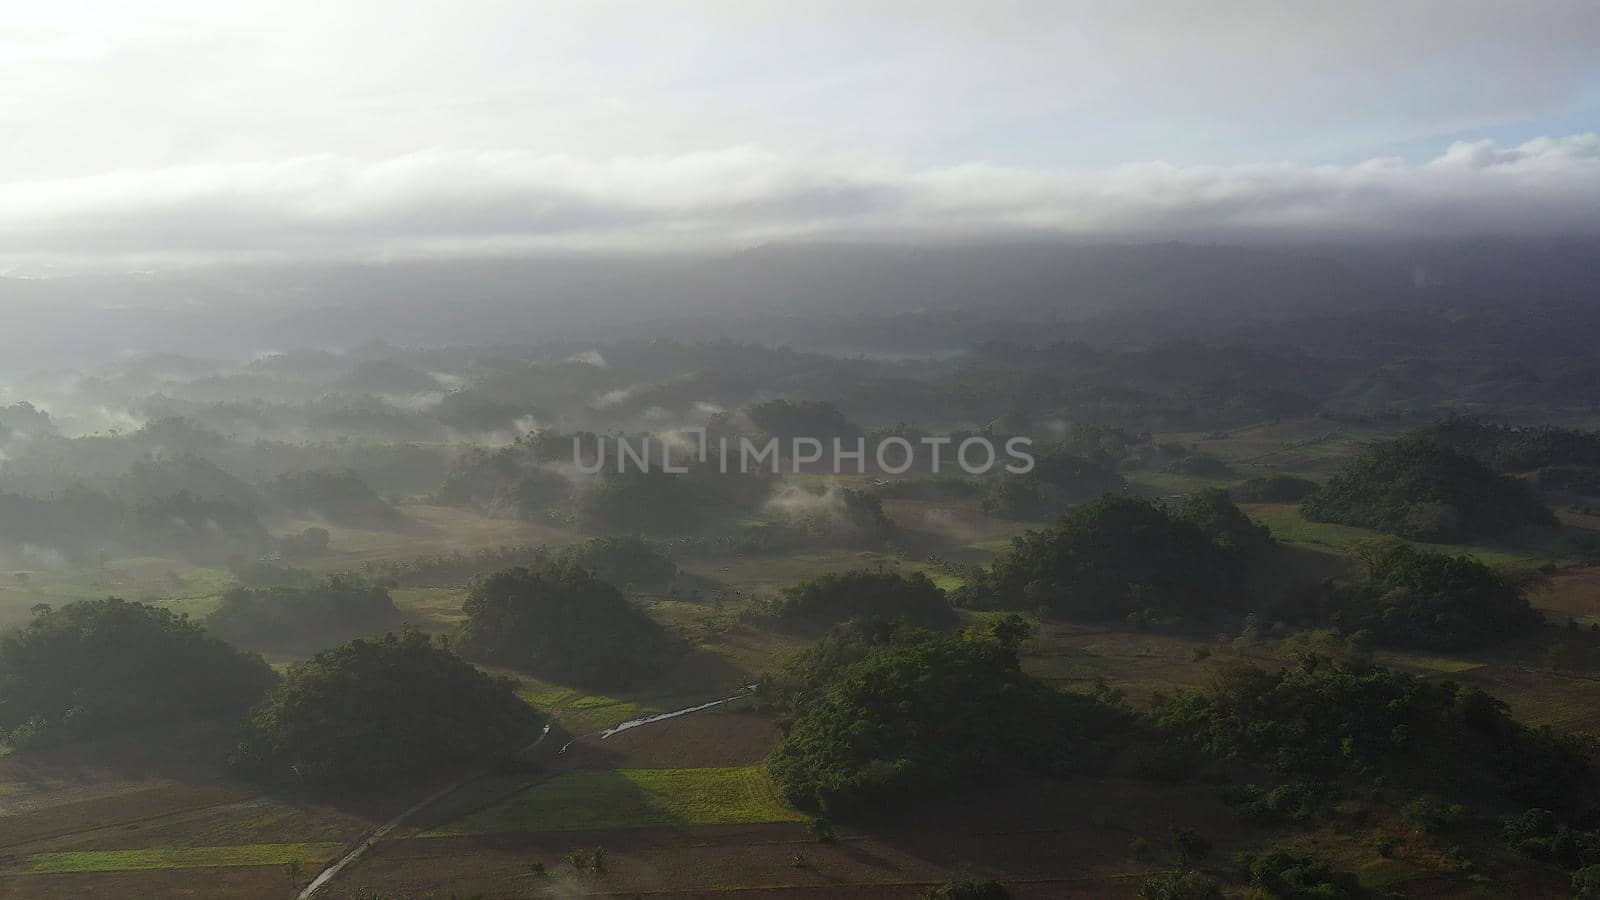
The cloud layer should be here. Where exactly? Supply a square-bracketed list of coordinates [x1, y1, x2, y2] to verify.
[2, 134, 1597, 266]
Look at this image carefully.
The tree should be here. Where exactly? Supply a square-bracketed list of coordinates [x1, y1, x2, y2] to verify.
[1170, 825, 1211, 866]
[0, 598, 275, 747]
[766, 570, 957, 632]
[579, 470, 706, 533]
[206, 576, 403, 654]
[1301, 436, 1555, 541]
[562, 536, 677, 585]
[232, 630, 538, 787]
[455, 563, 674, 688]
[966, 494, 1268, 621]
[746, 399, 860, 443]
[767, 629, 1128, 818]
[1154, 657, 1595, 811]
[1327, 539, 1540, 650]
[268, 469, 403, 528]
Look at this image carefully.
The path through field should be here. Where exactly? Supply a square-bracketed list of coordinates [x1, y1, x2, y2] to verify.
[297, 722, 550, 899]
[301, 684, 760, 897]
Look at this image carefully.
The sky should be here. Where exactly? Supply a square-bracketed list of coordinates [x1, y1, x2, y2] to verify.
[2, 0, 1598, 268]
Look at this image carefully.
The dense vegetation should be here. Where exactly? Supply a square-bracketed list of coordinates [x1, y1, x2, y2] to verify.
[1155, 656, 1595, 811]
[1426, 416, 1600, 472]
[1540, 465, 1600, 497]
[205, 576, 404, 654]
[562, 536, 678, 586]
[10, 249, 1600, 894]
[746, 399, 860, 442]
[767, 621, 1128, 818]
[1301, 437, 1556, 541]
[0, 599, 276, 747]
[267, 468, 403, 527]
[432, 432, 574, 519]
[581, 470, 718, 533]
[455, 563, 674, 688]
[980, 448, 1124, 520]
[232, 630, 539, 786]
[1323, 540, 1541, 650]
[961, 491, 1274, 621]
[762, 570, 956, 632]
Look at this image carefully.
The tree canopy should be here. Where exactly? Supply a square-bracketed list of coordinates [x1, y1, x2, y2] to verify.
[766, 623, 1127, 819]
[205, 576, 404, 655]
[746, 399, 861, 442]
[232, 630, 539, 787]
[455, 562, 674, 688]
[764, 570, 957, 632]
[1327, 540, 1541, 650]
[1300, 437, 1555, 542]
[1425, 416, 1600, 472]
[963, 492, 1272, 621]
[0, 598, 276, 748]
[268, 469, 403, 528]
[1155, 656, 1594, 811]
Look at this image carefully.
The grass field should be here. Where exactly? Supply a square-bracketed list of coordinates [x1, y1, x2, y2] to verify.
[425, 766, 804, 835]
[11, 842, 343, 874]
[1242, 503, 1560, 567]
[0, 561, 234, 630]
[390, 586, 468, 633]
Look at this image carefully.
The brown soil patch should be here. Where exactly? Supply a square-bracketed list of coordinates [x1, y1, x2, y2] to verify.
[0, 867, 293, 899]
[565, 712, 781, 771]
[1531, 566, 1600, 618]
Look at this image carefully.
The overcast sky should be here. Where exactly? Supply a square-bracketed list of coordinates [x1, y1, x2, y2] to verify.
[3, 0, 1598, 268]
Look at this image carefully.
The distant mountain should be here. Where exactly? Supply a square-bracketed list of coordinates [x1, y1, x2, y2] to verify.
[3, 239, 1597, 372]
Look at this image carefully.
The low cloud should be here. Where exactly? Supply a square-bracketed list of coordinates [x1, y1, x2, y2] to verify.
[2, 135, 1597, 267]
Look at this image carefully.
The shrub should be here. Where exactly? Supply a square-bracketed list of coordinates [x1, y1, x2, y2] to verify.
[1223, 781, 1328, 825]
[1241, 849, 1365, 898]
[1137, 870, 1224, 900]
[1574, 864, 1600, 899]
[921, 880, 1011, 900]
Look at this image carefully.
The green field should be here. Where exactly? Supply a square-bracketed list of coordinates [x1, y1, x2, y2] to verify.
[13, 842, 344, 874]
[1243, 503, 1556, 567]
[426, 766, 804, 834]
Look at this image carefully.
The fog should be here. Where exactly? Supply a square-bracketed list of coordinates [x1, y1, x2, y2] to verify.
[7, 7, 1600, 897]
